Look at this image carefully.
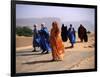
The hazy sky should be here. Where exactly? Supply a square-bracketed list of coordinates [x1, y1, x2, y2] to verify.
[16, 4, 95, 23]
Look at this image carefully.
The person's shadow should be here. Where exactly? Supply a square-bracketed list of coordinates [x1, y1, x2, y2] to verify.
[16, 50, 44, 56]
[65, 41, 82, 49]
[65, 46, 73, 49]
[23, 60, 54, 65]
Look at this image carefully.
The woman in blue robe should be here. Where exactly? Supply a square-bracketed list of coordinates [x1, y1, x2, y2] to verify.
[32, 24, 40, 52]
[39, 23, 51, 54]
[68, 24, 76, 48]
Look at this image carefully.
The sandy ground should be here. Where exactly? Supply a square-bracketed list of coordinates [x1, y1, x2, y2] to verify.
[16, 36, 32, 48]
[16, 33, 95, 73]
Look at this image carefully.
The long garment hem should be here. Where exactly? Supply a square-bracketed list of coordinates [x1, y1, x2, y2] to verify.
[68, 32, 76, 44]
[50, 34, 64, 61]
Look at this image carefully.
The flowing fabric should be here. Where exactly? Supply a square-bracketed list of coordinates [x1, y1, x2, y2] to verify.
[68, 28, 76, 44]
[61, 25, 68, 42]
[39, 27, 51, 52]
[68, 32, 75, 44]
[78, 25, 88, 42]
[50, 29, 64, 61]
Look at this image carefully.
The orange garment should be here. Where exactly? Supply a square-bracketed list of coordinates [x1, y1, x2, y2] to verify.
[50, 29, 64, 61]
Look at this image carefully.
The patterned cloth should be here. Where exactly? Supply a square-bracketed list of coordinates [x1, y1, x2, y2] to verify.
[50, 28, 64, 61]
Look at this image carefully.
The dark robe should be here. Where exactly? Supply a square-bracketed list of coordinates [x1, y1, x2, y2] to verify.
[32, 28, 40, 48]
[61, 25, 68, 42]
[78, 25, 88, 42]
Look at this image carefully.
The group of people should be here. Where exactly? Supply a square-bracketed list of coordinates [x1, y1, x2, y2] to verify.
[61, 24, 76, 48]
[32, 23, 51, 54]
[61, 24, 88, 47]
[32, 21, 88, 61]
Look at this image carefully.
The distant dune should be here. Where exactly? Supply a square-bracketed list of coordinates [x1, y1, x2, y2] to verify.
[16, 17, 94, 32]
[16, 17, 61, 30]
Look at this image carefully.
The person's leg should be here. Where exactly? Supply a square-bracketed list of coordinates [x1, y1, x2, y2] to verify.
[71, 43, 74, 48]
[81, 37, 83, 42]
[32, 45, 36, 52]
[44, 42, 51, 54]
[40, 43, 46, 53]
[44, 50, 49, 54]
[34, 47, 36, 51]
[41, 49, 45, 53]
[70, 34, 74, 48]
[84, 34, 88, 42]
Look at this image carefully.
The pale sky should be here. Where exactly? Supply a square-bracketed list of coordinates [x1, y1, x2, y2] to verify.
[16, 4, 95, 22]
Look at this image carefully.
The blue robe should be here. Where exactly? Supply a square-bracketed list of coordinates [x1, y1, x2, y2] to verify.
[39, 27, 51, 52]
[68, 27, 76, 44]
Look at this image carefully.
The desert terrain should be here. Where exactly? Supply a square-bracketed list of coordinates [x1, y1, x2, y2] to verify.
[16, 33, 95, 73]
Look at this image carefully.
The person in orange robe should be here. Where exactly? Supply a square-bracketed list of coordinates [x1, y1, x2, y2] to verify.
[50, 21, 64, 61]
